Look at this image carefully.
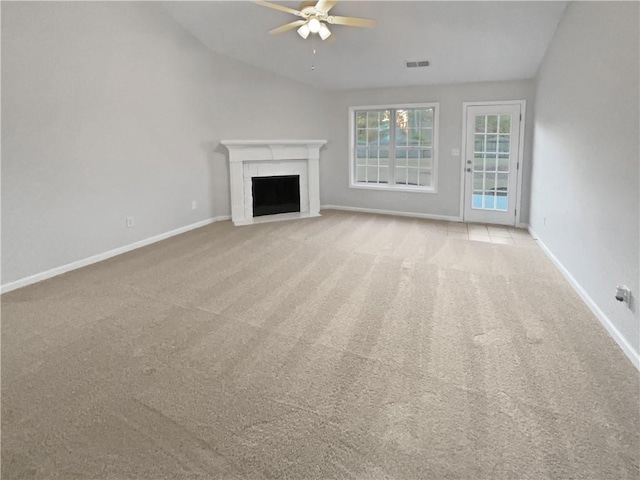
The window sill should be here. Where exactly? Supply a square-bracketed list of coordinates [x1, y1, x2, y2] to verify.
[349, 183, 437, 194]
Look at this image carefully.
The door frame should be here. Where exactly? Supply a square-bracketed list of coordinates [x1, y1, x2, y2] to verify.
[459, 100, 527, 227]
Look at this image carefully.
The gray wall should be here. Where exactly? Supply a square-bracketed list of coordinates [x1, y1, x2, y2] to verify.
[1, 2, 328, 285]
[320, 80, 536, 221]
[529, 2, 639, 356]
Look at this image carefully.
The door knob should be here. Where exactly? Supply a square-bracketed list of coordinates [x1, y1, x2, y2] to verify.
[466, 160, 472, 164]
[466, 168, 471, 172]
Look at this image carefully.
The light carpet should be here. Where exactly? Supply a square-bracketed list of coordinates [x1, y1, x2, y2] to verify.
[2, 210, 638, 479]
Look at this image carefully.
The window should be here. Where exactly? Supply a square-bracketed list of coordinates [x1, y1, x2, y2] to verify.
[350, 103, 438, 192]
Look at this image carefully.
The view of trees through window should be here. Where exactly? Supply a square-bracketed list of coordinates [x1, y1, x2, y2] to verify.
[353, 105, 436, 189]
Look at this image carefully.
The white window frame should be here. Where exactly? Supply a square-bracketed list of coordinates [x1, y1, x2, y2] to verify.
[349, 102, 439, 193]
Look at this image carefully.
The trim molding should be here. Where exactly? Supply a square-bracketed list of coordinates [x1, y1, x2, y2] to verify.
[529, 227, 640, 371]
[1, 215, 231, 294]
[321, 205, 462, 222]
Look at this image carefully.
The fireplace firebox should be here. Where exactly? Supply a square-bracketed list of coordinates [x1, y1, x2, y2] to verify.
[252, 175, 300, 217]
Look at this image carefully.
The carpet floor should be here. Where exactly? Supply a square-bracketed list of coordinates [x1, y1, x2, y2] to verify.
[2, 210, 638, 479]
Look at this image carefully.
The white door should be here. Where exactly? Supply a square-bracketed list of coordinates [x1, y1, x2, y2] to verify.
[463, 103, 523, 226]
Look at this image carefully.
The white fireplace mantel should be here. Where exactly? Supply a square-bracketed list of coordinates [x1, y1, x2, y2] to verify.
[221, 140, 326, 226]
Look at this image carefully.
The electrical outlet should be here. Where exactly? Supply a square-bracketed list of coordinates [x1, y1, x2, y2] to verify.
[191, 201, 197, 210]
[615, 285, 632, 308]
[126, 216, 134, 228]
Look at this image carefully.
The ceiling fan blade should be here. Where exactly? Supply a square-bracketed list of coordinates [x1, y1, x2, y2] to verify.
[268, 19, 307, 35]
[327, 15, 377, 28]
[255, 1, 303, 17]
[315, 0, 338, 13]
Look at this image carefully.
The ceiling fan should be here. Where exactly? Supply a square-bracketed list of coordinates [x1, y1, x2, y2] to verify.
[255, 0, 377, 41]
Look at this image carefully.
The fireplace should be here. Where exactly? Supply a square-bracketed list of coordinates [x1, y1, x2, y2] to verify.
[221, 140, 326, 226]
[252, 175, 300, 217]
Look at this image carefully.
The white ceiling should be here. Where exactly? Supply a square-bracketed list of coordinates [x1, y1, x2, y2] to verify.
[162, 1, 567, 91]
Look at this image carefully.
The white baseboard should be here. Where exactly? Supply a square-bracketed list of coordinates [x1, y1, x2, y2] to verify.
[321, 205, 462, 223]
[1, 215, 231, 294]
[529, 227, 640, 371]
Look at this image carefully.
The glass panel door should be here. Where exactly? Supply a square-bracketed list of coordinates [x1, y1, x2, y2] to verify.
[463, 103, 522, 226]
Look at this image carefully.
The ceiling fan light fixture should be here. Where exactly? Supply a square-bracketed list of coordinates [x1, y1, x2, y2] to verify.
[257, 1, 377, 42]
[319, 23, 331, 40]
[297, 23, 311, 39]
[308, 17, 322, 33]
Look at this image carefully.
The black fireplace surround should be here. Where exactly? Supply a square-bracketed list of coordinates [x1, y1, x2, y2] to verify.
[252, 175, 301, 217]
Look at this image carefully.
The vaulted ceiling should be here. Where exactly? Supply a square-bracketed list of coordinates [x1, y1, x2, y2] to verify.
[163, 1, 567, 91]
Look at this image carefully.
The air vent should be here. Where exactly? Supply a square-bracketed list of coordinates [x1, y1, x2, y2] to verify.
[406, 60, 430, 68]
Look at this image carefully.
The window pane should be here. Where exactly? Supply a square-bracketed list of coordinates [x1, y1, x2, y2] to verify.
[367, 166, 378, 182]
[420, 155, 432, 169]
[496, 191, 508, 211]
[485, 155, 497, 171]
[420, 109, 433, 128]
[497, 154, 509, 172]
[395, 127, 408, 146]
[419, 129, 432, 147]
[396, 149, 408, 166]
[474, 155, 484, 171]
[485, 173, 496, 191]
[475, 116, 486, 133]
[484, 192, 495, 209]
[419, 171, 431, 186]
[474, 135, 485, 153]
[367, 111, 379, 128]
[356, 112, 367, 128]
[395, 167, 407, 184]
[487, 115, 498, 133]
[497, 173, 508, 192]
[473, 172, 483, 190]
[379, 130, 390, 146]
[472, 192, 483, 208]
[396, 110, 408, 129]
[379, 150, 389, 166]
[498, 135, 510, 153]
[407, 109, 418, 128]
[486, 134, 498, 152]
[379, 167, 389, 184]
[357, 129, 366, 145]
[499, 115, 511, 134]
[408, 129, 420, 146]
[356, 166, 366, 182]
